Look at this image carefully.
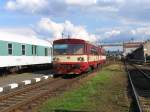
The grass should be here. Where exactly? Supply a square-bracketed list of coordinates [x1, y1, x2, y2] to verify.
[38, 64, 129, 112]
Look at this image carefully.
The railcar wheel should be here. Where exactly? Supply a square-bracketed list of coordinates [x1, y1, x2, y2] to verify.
[88, 66, 94, 72]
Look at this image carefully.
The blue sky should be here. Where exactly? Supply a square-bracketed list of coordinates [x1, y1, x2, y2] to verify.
[0, 0, 150, 43]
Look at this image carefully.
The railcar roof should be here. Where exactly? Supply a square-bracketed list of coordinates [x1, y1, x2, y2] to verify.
[53, 38, 104, 49]
[0, 31, 51, 47]
[53, 38, 86, 44]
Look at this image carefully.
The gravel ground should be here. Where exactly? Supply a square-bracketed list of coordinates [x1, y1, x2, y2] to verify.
[135, 64, 150, 70]
[0, 70, 52, 86]
[134, 64, 150, 76]
[39, 64, 130, 112]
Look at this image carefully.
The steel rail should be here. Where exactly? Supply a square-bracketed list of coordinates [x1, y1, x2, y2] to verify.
[132, 64, 150, 80]
[0, 78, 60, 100]
[0, 69, 100, 112]
[125, 62, 143, 112]
[0, 78, 62, 112]
[0, 79, 69, 112]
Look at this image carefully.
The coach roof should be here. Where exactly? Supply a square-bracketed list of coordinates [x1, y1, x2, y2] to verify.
[0, 31, 51, 47]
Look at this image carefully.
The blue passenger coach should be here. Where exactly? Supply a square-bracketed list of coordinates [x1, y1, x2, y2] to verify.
[0, 32, 52, 72]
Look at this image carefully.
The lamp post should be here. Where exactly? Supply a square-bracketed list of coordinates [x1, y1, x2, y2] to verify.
[144, 48, 147, 63]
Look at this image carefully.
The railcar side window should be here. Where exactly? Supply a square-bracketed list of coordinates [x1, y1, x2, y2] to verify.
[8, 43, 13, 55]
[22, 45, 26, 55]
[91, 48, 98, 55]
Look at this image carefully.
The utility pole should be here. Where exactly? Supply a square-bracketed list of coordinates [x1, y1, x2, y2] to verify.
[68, 34, 70, 39]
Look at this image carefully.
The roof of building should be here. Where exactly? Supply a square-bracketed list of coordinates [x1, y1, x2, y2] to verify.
[123, 42, 143, 48]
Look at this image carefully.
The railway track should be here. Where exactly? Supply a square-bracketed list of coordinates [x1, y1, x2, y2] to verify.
[125, 62, 150, 112]
[0, 69, 96, 112]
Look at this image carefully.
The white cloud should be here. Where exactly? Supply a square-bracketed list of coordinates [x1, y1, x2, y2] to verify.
[65, 0, 97, 6]
[0, 27, 38, 39]
[96, 26, 150, 43]
[3, 0, 150, 43]
[131, 27, 150, 36]
[4, 0, 150, 24]
[4, 0, 123, 15]
[37, 18, 97, 42]
[104, 30, 121, 37]
[6, 0, 48, 13]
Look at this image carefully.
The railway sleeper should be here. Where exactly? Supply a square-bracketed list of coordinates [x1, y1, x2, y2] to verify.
[0, 103, 10, 107]
[0, 76, 89, 112]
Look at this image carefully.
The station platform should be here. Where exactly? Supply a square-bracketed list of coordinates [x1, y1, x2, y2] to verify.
[0, 70, 52, 87]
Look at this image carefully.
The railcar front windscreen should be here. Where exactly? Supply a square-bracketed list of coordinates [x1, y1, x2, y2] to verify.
[53, 44, 84, 55]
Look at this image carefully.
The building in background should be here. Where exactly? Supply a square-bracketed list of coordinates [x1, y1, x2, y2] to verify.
[123, 42, 143, 56]
[126, 40, 150, 62]
[143, 40, 150, 60]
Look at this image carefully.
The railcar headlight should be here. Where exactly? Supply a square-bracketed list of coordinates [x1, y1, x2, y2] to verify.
[53, 57, 59, 61]
[77, 57, 84, 61]
[81, 57, 84, 61]
[77, 57, 81, 61]
[56, 58, 59, 61]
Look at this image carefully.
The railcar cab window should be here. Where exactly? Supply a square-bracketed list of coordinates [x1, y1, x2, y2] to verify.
[53, 44, 84, 55]
[8, 43, 13, 55]
[101, 49, 106, 55]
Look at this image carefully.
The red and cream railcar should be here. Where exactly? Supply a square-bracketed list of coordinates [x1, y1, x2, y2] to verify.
[53, 38, 106, 74]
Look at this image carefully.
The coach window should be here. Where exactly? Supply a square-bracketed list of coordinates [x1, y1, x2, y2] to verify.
[8, 43, 13, 55]
[45, 48, 48, 56]
[32, 45, 34, 55]
[34, 46, 37, 55]
[22, 45, 26, 55]
[32, 45, 37, 55]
